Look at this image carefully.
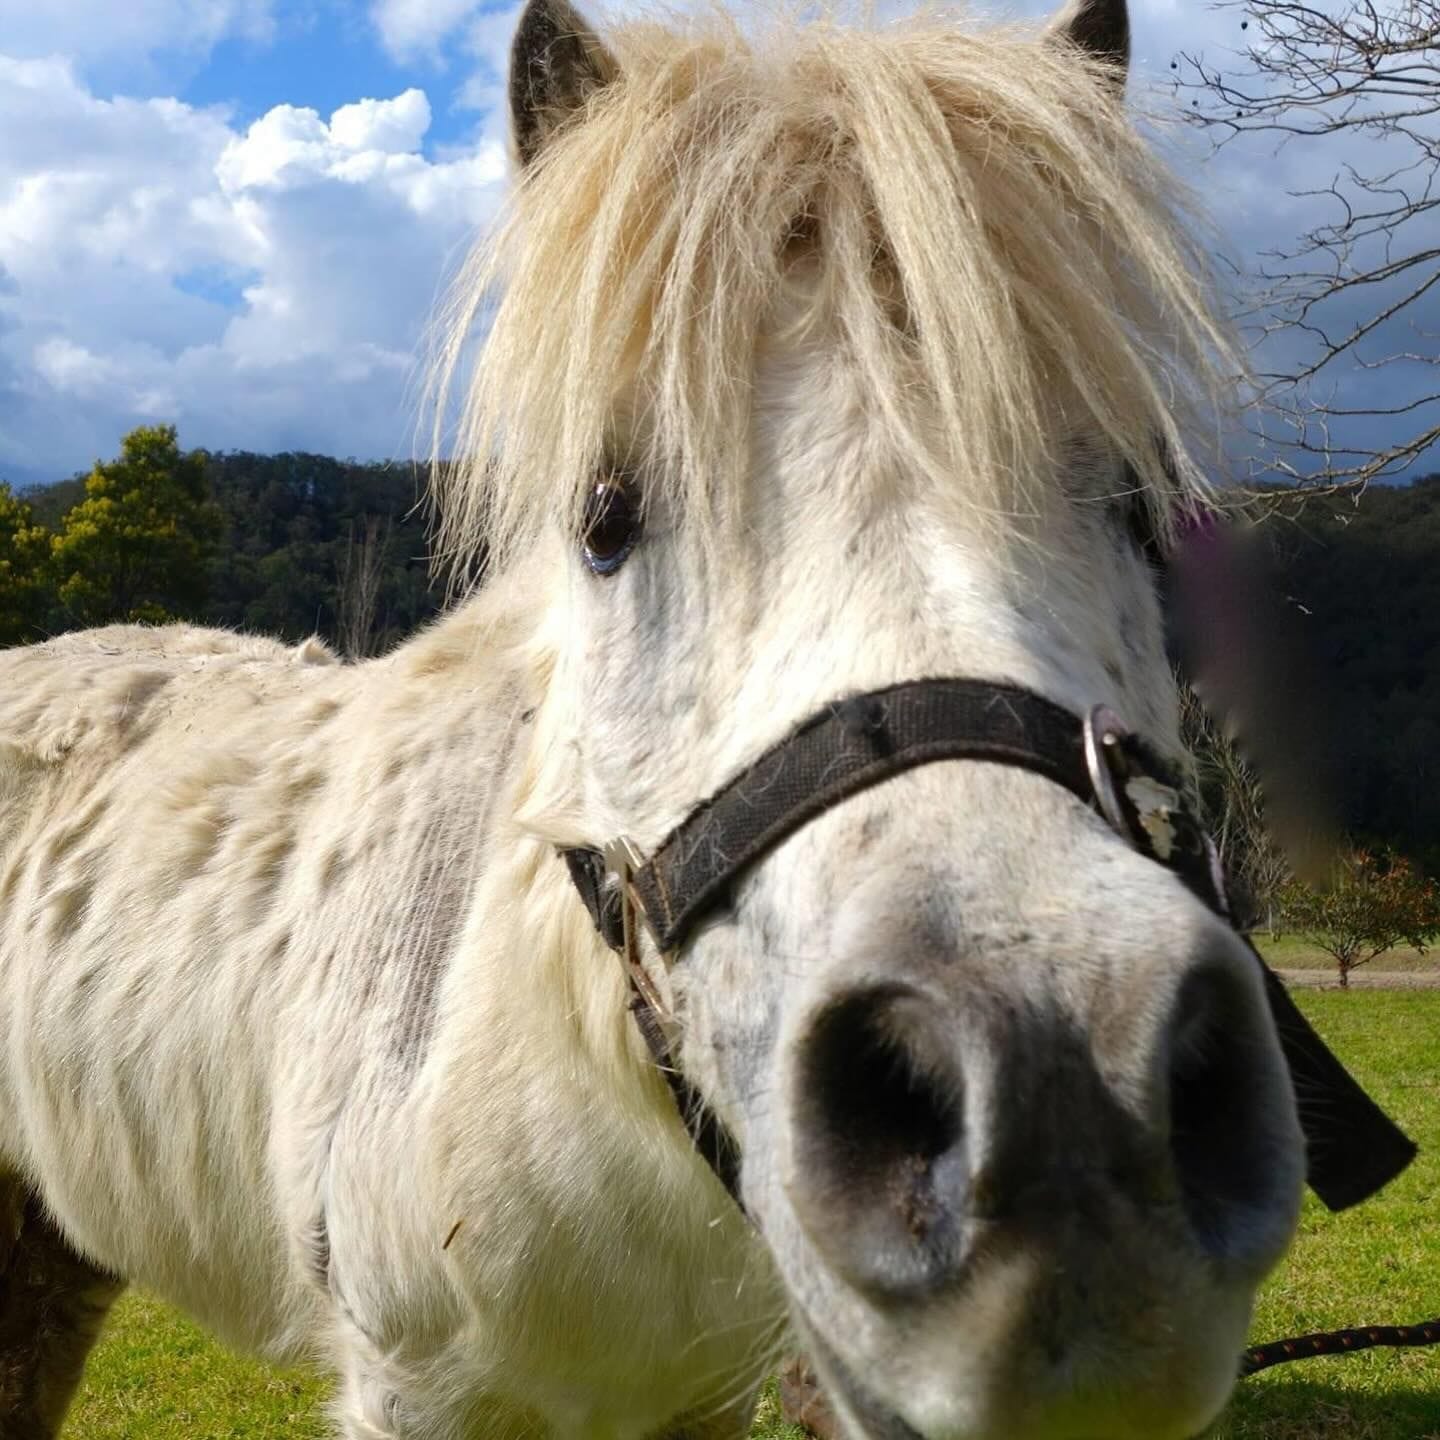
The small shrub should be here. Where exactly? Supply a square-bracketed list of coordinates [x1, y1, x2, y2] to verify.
[1279, 848, 1439, 988]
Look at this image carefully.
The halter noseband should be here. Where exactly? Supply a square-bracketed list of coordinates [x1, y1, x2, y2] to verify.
[562, 676, 1416, 1213]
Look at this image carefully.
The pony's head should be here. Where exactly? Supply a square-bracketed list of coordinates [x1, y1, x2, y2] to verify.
[437, 3, 1304, 1435]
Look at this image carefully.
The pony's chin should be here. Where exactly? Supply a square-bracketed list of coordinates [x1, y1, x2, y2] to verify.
[799, 1324, 1225, 1440]
[797, 1335, 922, 1440]
[822, 1377, 924, 1440]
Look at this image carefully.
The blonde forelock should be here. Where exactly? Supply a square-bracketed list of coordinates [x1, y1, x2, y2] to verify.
[430, 4, 1233, 585]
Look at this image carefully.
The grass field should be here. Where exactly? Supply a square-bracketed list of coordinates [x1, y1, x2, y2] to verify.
[61, 991, 1440, 1439]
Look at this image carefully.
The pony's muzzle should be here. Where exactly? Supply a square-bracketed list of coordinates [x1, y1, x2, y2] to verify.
[783, 943, 1302, 1308]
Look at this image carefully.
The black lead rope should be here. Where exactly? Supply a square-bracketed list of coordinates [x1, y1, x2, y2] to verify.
[560, 676, 1433, 1371]
[1242, 1318, 1440, 1377]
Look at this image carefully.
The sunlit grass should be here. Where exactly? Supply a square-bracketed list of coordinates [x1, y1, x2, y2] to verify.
[1208, 991, 1440, 1440]
[63, 1292, 328, 1438]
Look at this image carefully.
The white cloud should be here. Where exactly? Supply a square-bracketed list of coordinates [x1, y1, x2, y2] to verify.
[454, 2, 523, 135]
[331, 90, 433, 152]
[212, 93, 441, 190]
[0, 0, 275, 68]
[0, 55, 506, 485]
[372, 0, 485, 61]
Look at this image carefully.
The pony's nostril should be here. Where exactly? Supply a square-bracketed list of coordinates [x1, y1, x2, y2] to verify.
[1168, 964, 1293, 1265]
[790, 986, 966, 1297]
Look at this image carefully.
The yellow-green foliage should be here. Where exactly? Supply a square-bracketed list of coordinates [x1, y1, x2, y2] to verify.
[50, 424, 221, 626]
[0, 480, 52, 646]
[1281, 850, 1440, 987]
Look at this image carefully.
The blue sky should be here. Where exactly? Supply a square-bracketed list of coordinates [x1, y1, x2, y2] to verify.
[0, 0, 1421, 488]
[177, 4, 487, 151]
[0, 0, 524, 487]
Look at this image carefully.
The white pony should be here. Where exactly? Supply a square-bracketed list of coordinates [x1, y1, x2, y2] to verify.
[0, 3, 1306, 1438]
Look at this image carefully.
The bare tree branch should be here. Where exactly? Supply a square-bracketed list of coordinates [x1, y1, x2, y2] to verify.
[1173, 0, 1440, 486]
[337, 514, 391, 660]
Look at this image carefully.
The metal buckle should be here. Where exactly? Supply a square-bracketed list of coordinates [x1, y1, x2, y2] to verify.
[1085, 706, 1201, 875]
[601, 837, 673, 1023]
[1083, 704, 1133, 841]
[600, 835, 646, 903]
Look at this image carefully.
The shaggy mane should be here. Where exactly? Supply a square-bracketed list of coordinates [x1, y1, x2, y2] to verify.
[430, 4, 1234, 582]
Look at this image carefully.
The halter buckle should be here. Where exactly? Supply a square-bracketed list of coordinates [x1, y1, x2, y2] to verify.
[602, 837, 676, 1034]
[1083, 704, 1133, 839]
[1084, 704, 1187, 862]
[1084, 705, 1229, 918]
[600, 835, 647, 894]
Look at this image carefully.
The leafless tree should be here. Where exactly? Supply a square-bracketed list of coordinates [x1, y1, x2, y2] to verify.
[337, 514, 391, 660]
[1174, 0, 1440, 487]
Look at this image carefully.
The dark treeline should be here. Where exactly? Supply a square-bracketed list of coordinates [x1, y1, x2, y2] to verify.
[198, 450, 443, 655]
[7, 437, 1440, 866]
[15, 442, 445, 659]
[1255, 475, 1440, 873]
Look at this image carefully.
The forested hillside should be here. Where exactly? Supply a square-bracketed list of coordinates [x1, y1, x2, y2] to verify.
[1258, 476, 1440, 871]
[198, 449, 442, 655]
[3, 428, 443, 659]
[3, 430, 1438, 868]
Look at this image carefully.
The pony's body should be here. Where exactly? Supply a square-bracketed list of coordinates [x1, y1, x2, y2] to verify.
[0, 606, 768, 1437]
[0, 4, 1309, 1437]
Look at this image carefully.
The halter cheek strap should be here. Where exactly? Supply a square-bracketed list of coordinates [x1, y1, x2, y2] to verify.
[563, 844, 743, 1195]
[563, 677, 1416, 1214]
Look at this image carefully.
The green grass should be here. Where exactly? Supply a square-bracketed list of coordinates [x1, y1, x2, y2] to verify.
[63, 992, 1440, 1439]
[1208, 991, 1440, 1440]
[62, 1293, 328, 1438]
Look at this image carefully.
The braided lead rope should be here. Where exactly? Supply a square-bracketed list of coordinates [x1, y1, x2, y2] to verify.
[1241, 1317, 1440, 1377]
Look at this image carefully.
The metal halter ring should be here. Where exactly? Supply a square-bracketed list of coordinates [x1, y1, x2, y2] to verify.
[1082, 704, 1133, 840]
[601, 836, 674, 1023]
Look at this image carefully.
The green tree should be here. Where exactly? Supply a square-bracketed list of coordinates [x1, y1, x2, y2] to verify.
[50, 426, 221, 626]
[1280, 848, 1440, 989]
[0, 481, 53, 646]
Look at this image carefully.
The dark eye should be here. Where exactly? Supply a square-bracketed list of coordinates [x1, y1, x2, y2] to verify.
[582, 480, 640, 575]
[1120, 484, 1165, 570]
[1126, 497, 1162, 564]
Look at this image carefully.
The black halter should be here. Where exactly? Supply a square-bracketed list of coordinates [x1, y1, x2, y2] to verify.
[563, 676, 1416, 1213]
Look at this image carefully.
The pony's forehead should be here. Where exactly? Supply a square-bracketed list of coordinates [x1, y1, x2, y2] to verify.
[434, 6, 1230, 578]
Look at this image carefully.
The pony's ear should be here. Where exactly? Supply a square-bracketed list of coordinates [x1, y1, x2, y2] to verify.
[509, 0, 617, 167]
[1044, 0, 1129, 89]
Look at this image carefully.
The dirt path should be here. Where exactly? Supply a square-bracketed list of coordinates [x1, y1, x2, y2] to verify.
[1275, 968, 1440, 990]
